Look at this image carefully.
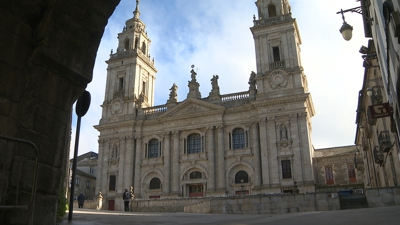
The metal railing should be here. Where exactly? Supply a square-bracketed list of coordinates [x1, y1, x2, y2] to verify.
[0, 135, 40, 225]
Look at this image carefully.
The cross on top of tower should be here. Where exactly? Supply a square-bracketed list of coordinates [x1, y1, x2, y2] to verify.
[133, 0, 140, 18]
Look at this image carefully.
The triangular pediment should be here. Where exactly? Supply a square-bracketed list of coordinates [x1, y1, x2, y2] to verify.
[160, 98, 225, 119]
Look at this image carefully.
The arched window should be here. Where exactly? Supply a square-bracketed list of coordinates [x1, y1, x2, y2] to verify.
[141, 42, 146, 54]
[232, 128, 247, 149]
[235, 170, 249, 184]
[134, 37, 139, 49]
[149, 177, 161, 189]
[190, 171, 202, 179]
[148, 139, 159, 158]
[124, 39, 130, 51]
[187, 134, 201, 154]
[268, 4, 277, 18]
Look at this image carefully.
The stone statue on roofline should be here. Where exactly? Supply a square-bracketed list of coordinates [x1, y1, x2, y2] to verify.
[167, 83, 178, 103]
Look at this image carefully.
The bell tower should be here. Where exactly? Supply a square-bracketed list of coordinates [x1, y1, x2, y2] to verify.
[101, 0, 157, 123]
[251, 0, 316, 193]
[251, 0, 308, 100]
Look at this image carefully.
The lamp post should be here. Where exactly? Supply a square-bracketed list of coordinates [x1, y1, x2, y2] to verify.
[337, 7, 362, 41]
[336, 5, 373, 41]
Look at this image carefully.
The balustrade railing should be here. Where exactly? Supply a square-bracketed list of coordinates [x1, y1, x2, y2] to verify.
[269, 61, 285, 70]
[253, 14, 292, 27]
[139, 104, 168, 116]
[221, 91, 249, 103]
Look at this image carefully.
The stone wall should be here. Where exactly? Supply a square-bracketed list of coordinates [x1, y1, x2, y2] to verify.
[0, 1, 120, 224]
[365, 187, 400, 207]
[73, 200, 99, 210]
[131, 193, 340, 214]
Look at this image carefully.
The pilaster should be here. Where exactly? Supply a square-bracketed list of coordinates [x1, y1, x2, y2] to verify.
[163, 132, 171, 194]
[267, 117, 280, 185]
[134, 137, 142, 198]
[251, 121, 262, 187]
[259, 118, 270, 185]
[171, 131, 180, 195]
[216, 125, 226, 191]
[206, 126, 216, 191]
[123, 136, 135, 190]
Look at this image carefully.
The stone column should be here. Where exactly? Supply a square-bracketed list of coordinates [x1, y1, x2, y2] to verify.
[96, 139, 105, 194]
[171, 131, 180, 194]
[259, 119, 270, 185]
[296, 113, 314, 183]
[134, 137, 142, 197]
[163, 132, 171, 194]
[267, 117, 279, 185]
[206, 127, 216, 191]
[216, 126, 225, 190]
[251, 122, 262, 187]
[101, 140, 110, 194]
[117, 137, 126, 192]
[124, 136, 135, 190]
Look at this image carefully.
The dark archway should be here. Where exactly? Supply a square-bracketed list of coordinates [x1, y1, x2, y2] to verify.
[0, 0, 120, 223]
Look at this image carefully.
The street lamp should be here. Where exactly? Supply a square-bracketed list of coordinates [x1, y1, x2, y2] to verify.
[336, 6, 373, 41]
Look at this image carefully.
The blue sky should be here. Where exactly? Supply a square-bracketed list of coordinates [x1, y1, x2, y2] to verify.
[70, 0, 368, 157]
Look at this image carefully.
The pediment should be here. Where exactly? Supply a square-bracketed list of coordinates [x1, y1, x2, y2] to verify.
[160, 98, 225, 119]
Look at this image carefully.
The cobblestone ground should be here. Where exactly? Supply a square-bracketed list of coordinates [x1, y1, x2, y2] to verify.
[60, 205, 400, 225]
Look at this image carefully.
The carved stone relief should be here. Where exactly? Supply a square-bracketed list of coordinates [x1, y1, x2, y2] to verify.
[268, 70, 288, 89]
[110, 99, 123, 115]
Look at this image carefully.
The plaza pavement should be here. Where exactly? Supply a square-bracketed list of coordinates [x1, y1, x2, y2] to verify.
[60, 205, 400, 225]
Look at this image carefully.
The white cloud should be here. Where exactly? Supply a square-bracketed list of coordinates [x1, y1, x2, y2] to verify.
[71, 0, 369, 156]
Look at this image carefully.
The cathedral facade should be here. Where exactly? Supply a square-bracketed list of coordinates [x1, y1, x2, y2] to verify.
[95, 0, 316, 211]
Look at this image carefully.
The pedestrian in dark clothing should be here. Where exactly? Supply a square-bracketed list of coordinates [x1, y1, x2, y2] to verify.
[123, 189, 131, 212]
[77, 193, 85, 208]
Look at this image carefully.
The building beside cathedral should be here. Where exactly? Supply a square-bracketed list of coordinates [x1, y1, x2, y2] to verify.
[95, 0, 318, 211]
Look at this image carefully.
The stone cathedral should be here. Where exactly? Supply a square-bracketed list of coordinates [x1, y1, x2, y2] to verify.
[95, 0, 316, 211]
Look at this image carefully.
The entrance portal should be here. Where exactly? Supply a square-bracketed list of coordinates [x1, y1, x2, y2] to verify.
[189, 184, 203, 197]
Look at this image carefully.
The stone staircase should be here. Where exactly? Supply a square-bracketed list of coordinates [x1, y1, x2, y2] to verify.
[339, 195, 369, 210]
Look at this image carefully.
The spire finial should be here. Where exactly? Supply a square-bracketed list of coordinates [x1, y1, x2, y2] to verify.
[133, 0, 140, 18]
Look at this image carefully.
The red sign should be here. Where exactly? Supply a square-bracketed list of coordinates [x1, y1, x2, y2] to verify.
[368, 102, 393, 119]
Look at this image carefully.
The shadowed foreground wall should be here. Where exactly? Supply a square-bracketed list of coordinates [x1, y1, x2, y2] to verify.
[0, 0, 119, 224]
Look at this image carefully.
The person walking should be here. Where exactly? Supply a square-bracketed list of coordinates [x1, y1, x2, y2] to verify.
[123, 189, 131, 212]
[77, 193, 85, 208]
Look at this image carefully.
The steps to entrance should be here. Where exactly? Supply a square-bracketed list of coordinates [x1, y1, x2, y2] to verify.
[339, 195, 369, 210]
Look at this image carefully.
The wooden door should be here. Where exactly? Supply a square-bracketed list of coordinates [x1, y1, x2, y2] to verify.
[108, 199, 115, 211]
[189, 184, 203, 197]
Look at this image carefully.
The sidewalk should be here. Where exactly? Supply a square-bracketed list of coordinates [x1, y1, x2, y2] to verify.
[61, 205, 400, 225]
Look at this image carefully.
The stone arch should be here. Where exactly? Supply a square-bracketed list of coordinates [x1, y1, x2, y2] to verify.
[141, 168, 165, 185]
[181, 164, 209, 181]
[226, 161, 255, 185]
[0, 1, 120, 223]
[124, 38, 130, 51]
[141, 41, 147, 54]
[268, 4, 277, 18]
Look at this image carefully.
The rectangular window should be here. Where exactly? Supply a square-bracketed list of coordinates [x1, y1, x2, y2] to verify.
[76, 177, 80, 185]
[142, 81, 146, 95]
[86, 180, 91, 188]
[89, 167, 94, 174]
[347, 164, 357, 183]
[187, 134, 201, 154]
[273, 46, 280, 62]
[109, 175, 116, 191]
[119, 77, 124, 91]
[148, 140, 159, 158]
[325, 166, 334, 185]
[281, 160, 292, 179]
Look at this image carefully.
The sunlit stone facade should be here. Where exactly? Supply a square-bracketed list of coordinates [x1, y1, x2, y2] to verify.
[95, 0, 316, 211]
